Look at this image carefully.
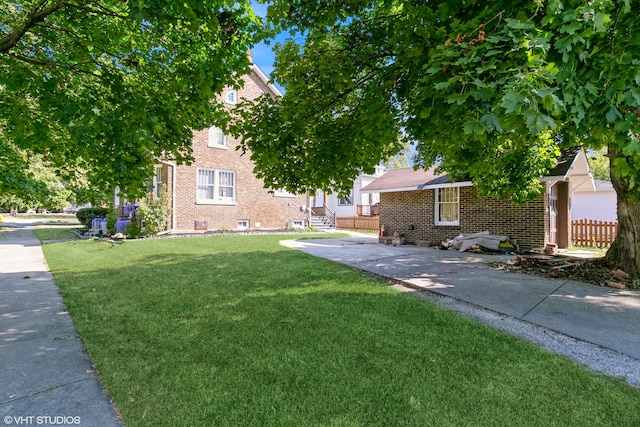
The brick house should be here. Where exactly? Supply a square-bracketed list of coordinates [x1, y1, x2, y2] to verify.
[137, 61, 309, 233]
[360, 147, 595, 250]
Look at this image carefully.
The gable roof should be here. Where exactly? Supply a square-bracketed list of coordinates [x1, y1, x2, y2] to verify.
[249, 63, 282, 97]
[539, 147, 595, 192]
[361, 147, 595, 193]
[361, 166, 472, 193]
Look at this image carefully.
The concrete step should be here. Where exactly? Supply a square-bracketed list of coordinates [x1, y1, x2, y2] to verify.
[310, 216, 334, 229]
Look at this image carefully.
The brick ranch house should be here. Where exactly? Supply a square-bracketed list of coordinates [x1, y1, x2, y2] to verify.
[118, 60, 308, 233]
[360, 147, 595, 250]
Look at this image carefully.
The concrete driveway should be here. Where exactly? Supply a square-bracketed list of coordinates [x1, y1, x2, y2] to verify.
[282, 236, 640, 387]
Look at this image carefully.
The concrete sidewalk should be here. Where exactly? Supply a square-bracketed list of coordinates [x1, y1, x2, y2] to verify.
[0, 225, 123, 426]
[283, 236, 640, 387]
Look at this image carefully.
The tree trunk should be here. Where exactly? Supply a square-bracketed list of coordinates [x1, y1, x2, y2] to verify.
[605, 147, 640, 278]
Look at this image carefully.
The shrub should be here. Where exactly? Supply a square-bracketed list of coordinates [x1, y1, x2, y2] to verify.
[76, 207, 108, 228]
[136, 184, 171, 236]
[106, 206, 117, 235]
[125, 221, 143, 239]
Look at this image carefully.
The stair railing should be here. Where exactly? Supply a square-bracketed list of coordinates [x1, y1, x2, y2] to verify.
[323, 204, 336, 228]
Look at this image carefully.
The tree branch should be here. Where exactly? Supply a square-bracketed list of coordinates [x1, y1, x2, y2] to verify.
[0, 0, 69, 53]
[64, 1, 132, 21]
[5, 50, 104, 78]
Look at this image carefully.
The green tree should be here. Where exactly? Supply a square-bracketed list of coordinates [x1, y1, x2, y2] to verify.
[0, 146, 91, 211]
[588, 148, 611, 182]
[385, 139, 413, 170]
[1, 0, 262, 200]
[236, 0, 640, 277]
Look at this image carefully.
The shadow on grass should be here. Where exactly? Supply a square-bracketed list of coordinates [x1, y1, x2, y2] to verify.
[42, 237, 640, 427]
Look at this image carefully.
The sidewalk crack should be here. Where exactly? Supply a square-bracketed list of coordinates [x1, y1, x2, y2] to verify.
[520, 280, 568, 319]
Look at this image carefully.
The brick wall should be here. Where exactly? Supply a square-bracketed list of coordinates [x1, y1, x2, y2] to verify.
[172, 68, 308, 232]
[380, 186, 548, 250]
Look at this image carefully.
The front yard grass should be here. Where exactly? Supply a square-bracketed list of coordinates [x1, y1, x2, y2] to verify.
[16, 213, 81, 224]
[33, 226, 81, 242]
[42, 235, 640, 426]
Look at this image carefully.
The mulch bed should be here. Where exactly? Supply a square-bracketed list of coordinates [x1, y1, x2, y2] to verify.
[487, 255, 639, 290]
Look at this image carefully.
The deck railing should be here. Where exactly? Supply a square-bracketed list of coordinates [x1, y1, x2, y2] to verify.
[356, 204, 380, 216]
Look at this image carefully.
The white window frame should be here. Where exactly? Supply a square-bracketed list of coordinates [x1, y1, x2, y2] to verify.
[237, 220, 249, 230]
[225, 90, 237, 105]
[434, 187, 460, 226]
[291, 220, 305, 229]
[153, 165, 163, 198]
[273, 188, 297, 198]
[208, 126, 227, 149]
[338, 190, 354, 206]
[197, 168, 236, 205]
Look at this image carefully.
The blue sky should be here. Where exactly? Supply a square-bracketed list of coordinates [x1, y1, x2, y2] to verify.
[249, 2, 290, 80]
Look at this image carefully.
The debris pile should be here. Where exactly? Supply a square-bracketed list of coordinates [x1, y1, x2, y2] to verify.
[488, 254, 638, 290]
[440, 231, 518, 254]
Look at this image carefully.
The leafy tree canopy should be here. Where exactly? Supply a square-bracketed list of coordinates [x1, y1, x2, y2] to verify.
[588, 148, 611, 182]
[237, 0, 640, 276]
[1, 0, 262, 199]
[236, 0, 640, 202]
[0, 146, 89, 211]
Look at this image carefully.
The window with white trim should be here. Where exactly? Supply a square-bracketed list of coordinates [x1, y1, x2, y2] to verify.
[197, 168, 236, 204]
[291, 220, 305, 228]
[153, 165, 163, 198]
[273, 188, 297, 198]
[435, 187, 459, 225]
[237, 220, 249, 230]
[338, 190, 353, 206]
[208, 126, 227, 148]
[225, 90, 237, 104]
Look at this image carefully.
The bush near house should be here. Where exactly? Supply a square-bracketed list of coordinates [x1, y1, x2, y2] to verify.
[75, 207, 108, 228]
[136, 184, 170, 236]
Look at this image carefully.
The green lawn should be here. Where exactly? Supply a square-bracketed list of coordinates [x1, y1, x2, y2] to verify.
[14, 213, 81, 224]
[42, 235, 640, 426]
[33, 227, 81, 242]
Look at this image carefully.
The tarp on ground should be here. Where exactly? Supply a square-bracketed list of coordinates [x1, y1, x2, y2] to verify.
[449, 231, 510, 252]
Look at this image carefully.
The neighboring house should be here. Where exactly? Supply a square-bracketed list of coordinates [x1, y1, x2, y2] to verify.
[572, 180, 617, 222]
[118, 59, 308, 233]
[310, 165, 386, 220]
[360, 147, 595, 250]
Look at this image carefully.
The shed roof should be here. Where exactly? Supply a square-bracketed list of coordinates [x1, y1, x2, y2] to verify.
[361, 147, 595, 193]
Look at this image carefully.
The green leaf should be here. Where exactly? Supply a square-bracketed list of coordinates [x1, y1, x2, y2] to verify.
[434, 81, 452, 90]
[525, 111, 556, 131]
[447, 92, 470, 105]
[501, 91, 524, 114]
[463, 118, 486, 135]
[480, 112, 503, 133]
[622, 88, 640, 107]
[606, 107, 623, 122]
[505, 18, 535, 30]
[559, 22, 582, 35]
[593, 13, 611, 32]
